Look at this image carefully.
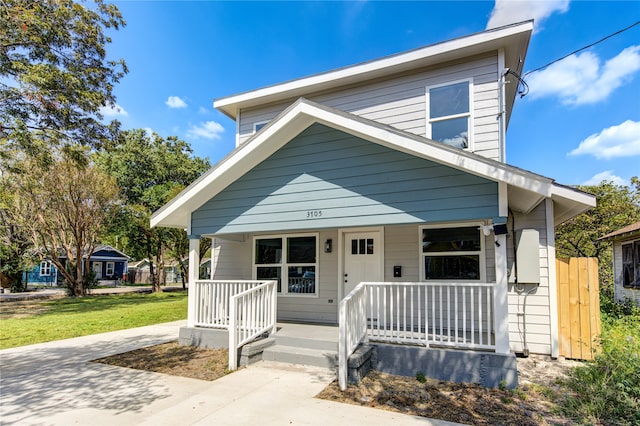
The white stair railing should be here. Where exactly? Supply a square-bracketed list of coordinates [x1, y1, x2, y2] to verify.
[192, 280, 266, 328]
[228, 280, 278, 371]
[338, 282, 367, 390]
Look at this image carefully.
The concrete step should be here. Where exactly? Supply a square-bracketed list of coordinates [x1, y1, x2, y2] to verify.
[271, 334, 337, 352]
[262, 344, 337, 370]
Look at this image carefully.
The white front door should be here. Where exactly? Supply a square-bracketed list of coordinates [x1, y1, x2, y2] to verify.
[343, 231, 383, 297]
[92, 262, 102, 279]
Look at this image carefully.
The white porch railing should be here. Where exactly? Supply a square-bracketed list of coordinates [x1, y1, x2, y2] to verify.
[338, 282, 496, 390]
[192, 280, 267, 328]
[191, 280, 278, 371]
[228, 280, 278, 370]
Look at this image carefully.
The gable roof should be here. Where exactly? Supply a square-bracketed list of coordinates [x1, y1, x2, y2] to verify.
[56, 245, 130, 260]
[599, 221, 640, 241]
[151, 98, 594, 231]
[214, 21, 533, 124]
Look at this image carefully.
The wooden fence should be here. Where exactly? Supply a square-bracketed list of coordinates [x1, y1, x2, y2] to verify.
[556, 257, 601, 360]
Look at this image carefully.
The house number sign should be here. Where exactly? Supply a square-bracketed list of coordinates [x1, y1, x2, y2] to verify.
[306, 210, 323, 218]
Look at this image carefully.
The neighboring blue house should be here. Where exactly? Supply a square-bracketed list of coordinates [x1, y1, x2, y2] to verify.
[23, 260, 59, 286]
[24, 245, 130, 286]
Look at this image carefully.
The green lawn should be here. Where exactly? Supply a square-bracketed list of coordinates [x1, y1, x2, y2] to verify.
[0, 291, 188, 349]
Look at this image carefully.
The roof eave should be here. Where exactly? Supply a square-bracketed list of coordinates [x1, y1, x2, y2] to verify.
[214, 21, 533, 120]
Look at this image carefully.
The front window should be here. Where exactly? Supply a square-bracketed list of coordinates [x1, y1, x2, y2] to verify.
[39, 261, 51, 276]
[427, 81, 471, 149]
[255, 234, 318, 295]
[421, 225, 483, 280]
[622, 241, 640, 288]
[106, 262, 115, 277]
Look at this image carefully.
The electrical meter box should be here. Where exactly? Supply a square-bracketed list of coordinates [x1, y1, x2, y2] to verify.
[509, 229, 540, 284]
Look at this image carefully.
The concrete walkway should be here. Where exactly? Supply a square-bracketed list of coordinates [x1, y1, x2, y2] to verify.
[0, 321, 461, 426]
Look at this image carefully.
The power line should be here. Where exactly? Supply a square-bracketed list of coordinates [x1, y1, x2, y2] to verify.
[523, 20, 640, 78]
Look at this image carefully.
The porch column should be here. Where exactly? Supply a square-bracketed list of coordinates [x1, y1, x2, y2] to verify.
[187, 234, 200, 328]
[494, 183, 510, 354]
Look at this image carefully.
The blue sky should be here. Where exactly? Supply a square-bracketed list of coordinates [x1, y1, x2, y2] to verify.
[102, 1, 640, 188]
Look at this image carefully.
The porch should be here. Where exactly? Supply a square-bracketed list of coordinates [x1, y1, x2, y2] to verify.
[180, 279, 517, 389]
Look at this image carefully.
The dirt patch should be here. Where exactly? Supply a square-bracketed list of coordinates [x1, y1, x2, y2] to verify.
[94, 342, 580, 425]
[317, 355, 580, 426]
[95, 342, 232, 381]
[0, 299, 56, 319]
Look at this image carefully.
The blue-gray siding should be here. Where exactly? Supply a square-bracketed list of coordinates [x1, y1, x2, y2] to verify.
[192, 124, 498, 235]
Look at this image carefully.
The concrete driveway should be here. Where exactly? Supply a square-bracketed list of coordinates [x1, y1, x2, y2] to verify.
[0, 321, 460, 426]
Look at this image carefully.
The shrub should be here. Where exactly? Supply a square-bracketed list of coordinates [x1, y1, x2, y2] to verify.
[561, 311, 640, 425]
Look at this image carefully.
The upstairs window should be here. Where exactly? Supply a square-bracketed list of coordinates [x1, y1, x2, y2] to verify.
[426, 80, 471, 149]
[254, 120, 269, 133]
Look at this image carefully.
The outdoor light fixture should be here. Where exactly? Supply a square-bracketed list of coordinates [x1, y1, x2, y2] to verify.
[324, 239, 333, 253]
[493, 224, 508, 235]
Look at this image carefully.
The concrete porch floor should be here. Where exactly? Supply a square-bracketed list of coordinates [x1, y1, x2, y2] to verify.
[272, 321, 338, 342]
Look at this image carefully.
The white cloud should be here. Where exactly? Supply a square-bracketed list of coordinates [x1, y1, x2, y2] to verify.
[569, 120, 640, 159]
[198, 106, 210, 114]
[99, 103, 128, 117]
[166, 96, 187, 108]
[143, 127, 155, 138]
[486, 0, 569, 31]
[527, 46, 640, 106]
[582, 171, 628, 186]
[187, 121, 225, 140]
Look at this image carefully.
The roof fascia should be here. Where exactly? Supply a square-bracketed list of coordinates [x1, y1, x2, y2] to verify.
[150, 100, 315, 229]
[214, 21, 533, 119]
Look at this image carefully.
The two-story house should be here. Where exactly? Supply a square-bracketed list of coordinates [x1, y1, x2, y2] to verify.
[151, 20, 595, 389]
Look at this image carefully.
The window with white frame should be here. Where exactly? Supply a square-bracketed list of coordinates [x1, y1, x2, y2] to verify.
[622, 240, 640, 288]
[426, 80, 471, 149]
[254, 234, 318, 295]
[421, 225, 483, 281]
[106, 262, 115, 277]
[254, 120, 269, 133]
[39, 261, 51, 276]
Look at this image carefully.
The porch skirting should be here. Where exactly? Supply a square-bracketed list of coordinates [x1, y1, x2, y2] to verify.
[371, 343, 518, 389]
[178, 326, 228, 349]
[179, 325, 518, 389]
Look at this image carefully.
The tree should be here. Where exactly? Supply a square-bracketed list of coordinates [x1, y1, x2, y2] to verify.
[95, 129, 210, 292]
[556, 177, 640, 297]
[0, 207, 32, 292]
[4, 151, 120, 296]
[1, 0, 127, 161]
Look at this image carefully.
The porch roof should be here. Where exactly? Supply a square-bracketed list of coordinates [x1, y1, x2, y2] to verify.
[150, 98, 595, 231]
